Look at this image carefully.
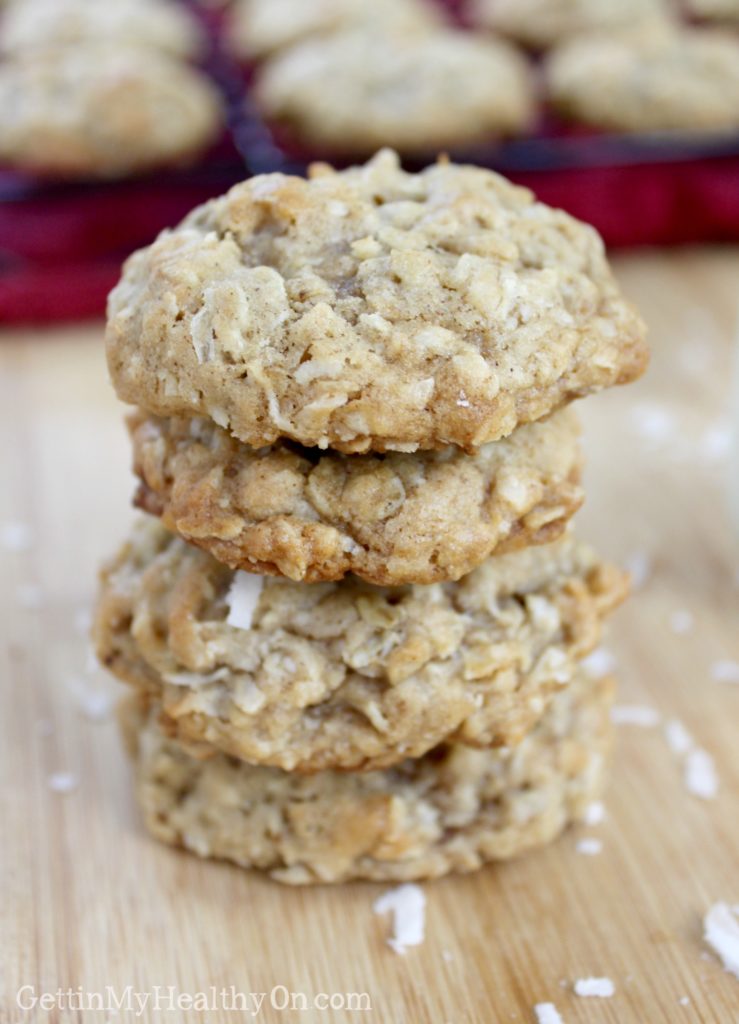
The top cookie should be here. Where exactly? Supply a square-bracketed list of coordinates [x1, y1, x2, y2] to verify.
[0, 0, 206, 59]
[469, 0, 673, 50]
[106, 150, 647, 454]
[227, 0, 443, 60]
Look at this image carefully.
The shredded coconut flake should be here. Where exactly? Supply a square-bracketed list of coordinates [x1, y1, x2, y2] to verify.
[583, 801, 605, 826]
[576, 837, 603, 856]
[48, 771, 78, 793]
[574, 977, 615, 998]
[664, 718, 694, 756]
[0, 520, 33, 551]
[701, 424, 731, 462]
[711, 660, 739, 685]
[669, 610, 694, 635]
[611, 704, 661, 727]
[684, 748, 718, 800]
[77, 689, 113, 722]
[631, 403, 677, 444]
[226, 571, 264, 630]
[679, 996, 690, 1005]
[373, 883, 426, 955]
[624, 550, 652, 590]
[581, 647, 617, 679]
[534, 1004, 563, 1024]
[704, 903, 739, 979]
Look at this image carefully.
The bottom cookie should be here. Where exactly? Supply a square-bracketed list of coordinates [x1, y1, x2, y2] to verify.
[123, 670, 614, 884]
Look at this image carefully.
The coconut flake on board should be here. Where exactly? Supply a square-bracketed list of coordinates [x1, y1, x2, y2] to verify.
[711, 660, 739, 685]
[534, 1004, 563, 1024]
[704, 903, 739, 979]
[611, 705, 661, 728]
[0, 520, 33, 551]
[373, 884, 426, 955]
[574, 977, 615, 998]
[576, 837, 603, 856]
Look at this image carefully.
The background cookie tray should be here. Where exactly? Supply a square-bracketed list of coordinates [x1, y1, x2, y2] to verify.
[1, 0, 738, 324]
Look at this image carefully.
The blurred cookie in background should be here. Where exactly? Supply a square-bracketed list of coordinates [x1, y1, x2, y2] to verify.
[684, 0, 739, 23]
[255, 28, 535, 155]
[546, 25, 739, 134]
[227, 0, 445, 61]
[0, 45, 223, 179]
[0, 0, 207, 60]
[468, 0, 674, 50]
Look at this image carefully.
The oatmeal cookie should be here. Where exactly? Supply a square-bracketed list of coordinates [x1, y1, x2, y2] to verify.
[130, 408, 583, 585]
[0, 45, 222, 179]
[122, 670, 615, 883]
[94, 518, 627, 772]
[0, 0, 206, 59]
[255, 28, 534, 154]
[547, 26, 739, 134]
[227, 0, 443, 60]
[106, 150, 647, 454]
[469, 0, 672, 50]
[685, 0, 739, 23]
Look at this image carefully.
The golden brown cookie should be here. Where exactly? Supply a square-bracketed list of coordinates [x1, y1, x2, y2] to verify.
[122, 670, 615, 883]
[130, 408, 584, 585]
[547, 26, 739, 134]
[469, 0, 673, 50]
[0, 0, 206, 59]
[227, 0, 444, 60]
[94, 518, 627, 772]
[0, 45, 222, 179]
[255, 28, 535, 153]
[106, 150, 648, 453]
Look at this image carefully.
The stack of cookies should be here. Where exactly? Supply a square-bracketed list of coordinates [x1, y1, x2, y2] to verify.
[94, 150, 648, 884]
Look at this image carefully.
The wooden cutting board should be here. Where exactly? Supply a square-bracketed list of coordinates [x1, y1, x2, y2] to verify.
[2, 249, 738, 1024]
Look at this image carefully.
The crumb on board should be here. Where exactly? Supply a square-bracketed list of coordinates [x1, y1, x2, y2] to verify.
[373, 884, 426, 955]
[669, 610, 694, 635]
[0, 520, 33, 551]
[77, 689, 113, 722]
[623, 549, 652, 590]
[582, 801, 605, 826]
[664, 718, 694, 756]
[534, 1003, 563, 1024]
[226, 571, 264, 630]
[711, 659, 739, 685]
[703, 902, 739, 979]
[611, 704, 661, 727]
[48, 771, 78, 793]
[684, 748, 718, 800]
[631, 403, 677, 445]
[581, 647, 617, 679]
[576, 837, 603, 856]
[574, 977, 615, 998]
[663, 719, 718, 799]
[701, 424, 731, 462]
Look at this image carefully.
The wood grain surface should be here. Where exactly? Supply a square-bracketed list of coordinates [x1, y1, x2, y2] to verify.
[1, 249, 738, 1024]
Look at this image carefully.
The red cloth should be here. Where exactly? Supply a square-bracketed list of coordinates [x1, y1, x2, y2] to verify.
[1, 155, 738, 324]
